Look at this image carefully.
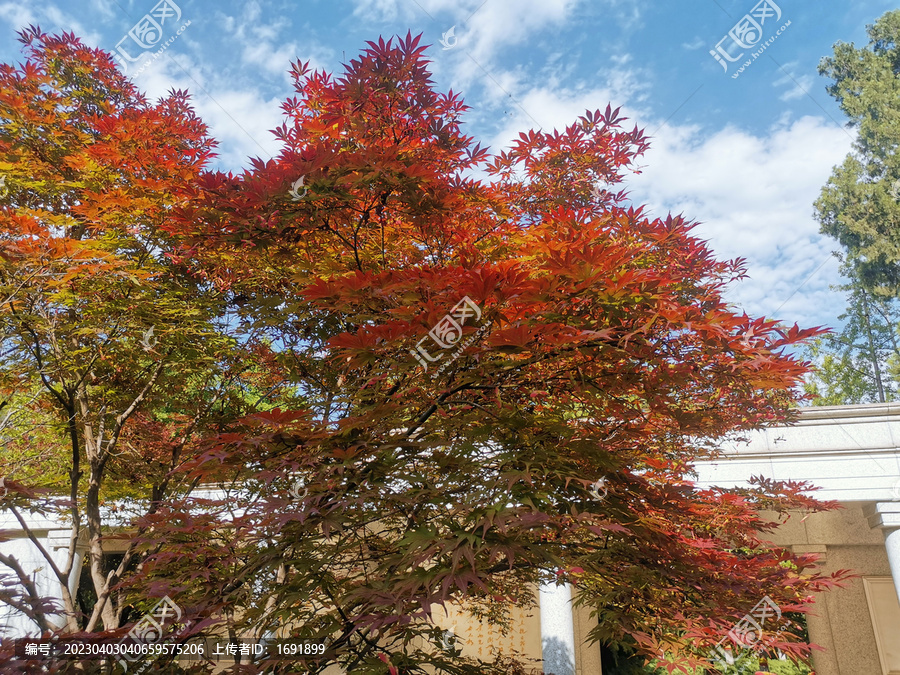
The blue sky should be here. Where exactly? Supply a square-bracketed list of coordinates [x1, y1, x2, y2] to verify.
[2, 0, 896, 332]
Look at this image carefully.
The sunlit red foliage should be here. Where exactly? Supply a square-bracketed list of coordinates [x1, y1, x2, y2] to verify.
[0, 30, 850, 675]
[133, 34, 850, 674]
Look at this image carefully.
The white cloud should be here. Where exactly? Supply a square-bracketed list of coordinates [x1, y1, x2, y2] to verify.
[351, 0, 412, 23]
[682, 37, 706, 51]
[118, 1, 343, 173]
[133, 56, 284, 171]
[351, 0, 584, 67]
[626, 115, 854, 326]
[213, 3, 332, 82]
[89, 0, 116, 20]
[457, 0, 580, 59]
[773, 66, 815, 102]
[488, 86, 629, 140]
[0, 2, 37, 30]
[117, 34, 282, 172]
[0, 1, 102, 45]
[194, 88, 284, 170]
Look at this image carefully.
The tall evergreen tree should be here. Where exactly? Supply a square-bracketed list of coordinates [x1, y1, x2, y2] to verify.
[810, 9, 900, 404]
[804, 267, 900, 405]
[816, 9, 900, 295]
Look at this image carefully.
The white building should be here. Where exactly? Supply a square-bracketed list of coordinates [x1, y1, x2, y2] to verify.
[692, 402, 900, 675]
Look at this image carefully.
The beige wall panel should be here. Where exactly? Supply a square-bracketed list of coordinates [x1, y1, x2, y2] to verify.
[863, 577, 900, 675]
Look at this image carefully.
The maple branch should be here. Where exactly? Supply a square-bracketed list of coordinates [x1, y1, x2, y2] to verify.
[82, 355, 169, 630]
[377, 190, 389, 268]
[86, 367, 226, 632]
[104, 355, 168, 462]
[7, 305, 88, 587]
[405, 380, 479, 436]
[351, 208, 367, 271]
[68, 321, 123, 394]
[319, 582, 386, 669]
[440, 399, 503, 420]
[0, 551, 53, 632]
[10, 306, 68, 408]
[6, 504, 69, 590]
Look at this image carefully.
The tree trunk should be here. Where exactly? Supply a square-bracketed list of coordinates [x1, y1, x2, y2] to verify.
[861, 288, 886, 402]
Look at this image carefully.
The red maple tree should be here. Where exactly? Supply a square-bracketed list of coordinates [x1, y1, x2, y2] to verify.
[0, 30, 851, 675]
[134, 34, 850, 673]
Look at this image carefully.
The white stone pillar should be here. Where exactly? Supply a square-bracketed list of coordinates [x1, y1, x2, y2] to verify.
[539, 581, 576, 675]
[883, 527, 900, 603]
[864, 502, 900, 603]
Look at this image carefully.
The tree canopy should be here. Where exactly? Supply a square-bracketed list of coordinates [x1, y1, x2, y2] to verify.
[0, 29, 850, 675]
[0, 26, 289, 647]
[816, 9, 900, 295]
